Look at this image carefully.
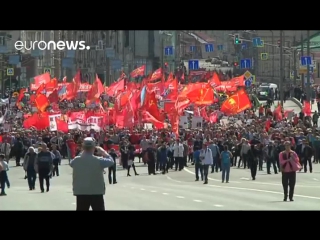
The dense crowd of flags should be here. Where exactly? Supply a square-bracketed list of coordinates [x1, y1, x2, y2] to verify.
[16, 65, 255, 133]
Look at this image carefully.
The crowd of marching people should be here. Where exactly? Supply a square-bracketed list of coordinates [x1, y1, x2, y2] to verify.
[0, 96, 319, 203]
[1, 66, 320, 208]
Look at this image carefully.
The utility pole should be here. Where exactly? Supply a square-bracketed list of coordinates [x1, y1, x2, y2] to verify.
[301, 34, 304, 91]
[280, 30, 284, 106]
[293, 36, 297, 85]
[306, 30, 311, 101]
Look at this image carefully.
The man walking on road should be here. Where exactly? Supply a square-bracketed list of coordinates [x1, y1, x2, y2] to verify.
[200, 143, 213, 184]
[70, 137, 114, 211]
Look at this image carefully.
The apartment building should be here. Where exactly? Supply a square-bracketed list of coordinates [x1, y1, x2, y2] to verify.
[197, 30, 320, 83]
[19, 30, 164, 85]
[0, 30, 37, 90]
[254, 30, 319, 82]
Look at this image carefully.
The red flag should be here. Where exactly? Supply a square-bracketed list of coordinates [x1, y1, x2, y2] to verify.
[168, 109, 179, 137]
[35, 94, 49, 112]
[106, 79, 125, 96]
[164, 102, 175, 114]
[265, 119, 271, 131]
[220, 89, 252, 115]
[17, 88, 27, 102]
[48, 89, 59, 103]
[130, 65, 146, 78]
[175, 98, 190, 115]
[34, 73, 51, 86]
[303, 101, 312, 116]
[144, 90, 162, 121]
[142, 111, 166, 129]
[187, 84, 215, 106]
[45, 78, 58, 90]
[36, 84, 46, 95]
[73, 70, 81, 92]
[23, 113, 39, 129]
[208, 72, 221, 87]
[56, 119, 69, 133]
[29, 95, 36, 103]
[200, 107, 209, 121]
[149, 68, 163, 82]
[86, 75, 104, 104]
[229, 75, 245, 87]
[23, 112, 49, 130]
[273, 105, 283, 121]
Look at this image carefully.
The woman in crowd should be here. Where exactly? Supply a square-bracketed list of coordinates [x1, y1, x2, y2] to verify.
[51, 144, 62, 177]
[279, 141, 301, 201]
[221, 145, 232, 183]
[127, 144, 139, 177]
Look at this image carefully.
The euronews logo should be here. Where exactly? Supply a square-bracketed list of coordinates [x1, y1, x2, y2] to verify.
[14, 40, 90, 51]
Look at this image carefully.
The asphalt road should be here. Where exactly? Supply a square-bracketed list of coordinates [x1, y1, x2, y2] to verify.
[260, 99, 301, 113]
[1, 158, 320, 210]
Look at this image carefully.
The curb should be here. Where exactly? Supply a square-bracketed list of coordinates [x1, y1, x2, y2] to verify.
[290, 97, 303, 110]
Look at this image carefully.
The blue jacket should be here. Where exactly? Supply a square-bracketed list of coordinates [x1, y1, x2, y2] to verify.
[193, 150, 201, 164]
[157, 147, 168, 163]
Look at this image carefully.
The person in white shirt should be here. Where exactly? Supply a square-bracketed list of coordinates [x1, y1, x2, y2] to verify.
[173, 139, 184, 171]
[199, 143, 213, 184]
[0, 154, 9, 195]
[1, 140, 11, 162]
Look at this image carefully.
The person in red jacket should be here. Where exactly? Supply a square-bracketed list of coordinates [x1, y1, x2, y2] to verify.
[66, 135, 76, 162]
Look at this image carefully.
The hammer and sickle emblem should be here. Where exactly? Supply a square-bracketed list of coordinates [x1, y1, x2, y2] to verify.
[228, 98, 236, 105]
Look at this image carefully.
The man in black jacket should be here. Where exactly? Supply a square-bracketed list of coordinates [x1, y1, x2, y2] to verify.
[12, 137, 24, 166]
[146, 142, 156, 175]
[301, 139, 313, 173]
[265, 142, 278, 174]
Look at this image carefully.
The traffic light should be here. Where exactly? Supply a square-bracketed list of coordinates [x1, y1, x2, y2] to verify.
[277, 40, 281, 47]
[234, 34, 241, 44]
[233, 62, 239, 67]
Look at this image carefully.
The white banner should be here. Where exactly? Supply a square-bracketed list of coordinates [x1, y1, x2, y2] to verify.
[179, 116, 188, 129]
[50, 115, 103, 132]
[192, 116, 203, 128]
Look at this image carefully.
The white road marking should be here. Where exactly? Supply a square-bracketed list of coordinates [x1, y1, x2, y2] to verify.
[183, 167, 320, 200]
[184, 168, 241, 183]
[140, 188, 145, 191]
[150, 190, 157, 193]
[162, 193, 169, 195]
[184, 167, 320, 188]
[214, 204, 223, 207]
[207, 184, 320, 200]
[176, 196, 185, 199]
[240, 177, 250, 180]
[193, 200, 202, 202]
[166, 176, 181, 183]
